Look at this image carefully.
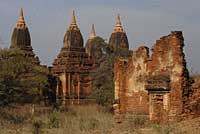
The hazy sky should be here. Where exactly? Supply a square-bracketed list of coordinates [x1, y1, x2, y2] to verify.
[0, 0, 199, 73]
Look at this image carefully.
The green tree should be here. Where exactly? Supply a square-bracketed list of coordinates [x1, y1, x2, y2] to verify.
[88, 36, 132, 106]
[88, 37, 115, 105]
[0, 48, 50, 106]
[90, 54, 115, 105]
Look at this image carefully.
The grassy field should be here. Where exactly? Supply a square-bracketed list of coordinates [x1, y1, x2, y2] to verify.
[0, 104, 199, 134]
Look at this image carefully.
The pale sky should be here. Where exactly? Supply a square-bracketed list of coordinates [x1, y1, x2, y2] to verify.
[0, 0, 200, 73]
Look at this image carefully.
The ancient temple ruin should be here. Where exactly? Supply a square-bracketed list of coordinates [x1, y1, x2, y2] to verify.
[10, 8, 40, 65]
[4, 8, 199, 122]
[51, 11, 96, 104]
[114, 31, 191, 122]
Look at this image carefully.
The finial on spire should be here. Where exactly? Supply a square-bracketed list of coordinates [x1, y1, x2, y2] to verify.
[71, 10, 76, 25]
[16, 8, 26, 29]
[113, 14, 124, 33]
[69, 10, 79, 30]
[19, 8, 24, 19]
[116, 14, 121, 26]
[89, 24, 96, 39]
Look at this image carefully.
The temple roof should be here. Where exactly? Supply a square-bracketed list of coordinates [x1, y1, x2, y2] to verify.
[10, 8, 40, 64]
[10, 8, 31, 49]
[109, 14, 129, 53]
[63, 10, 83, 48]
[52, 11, 96, 73]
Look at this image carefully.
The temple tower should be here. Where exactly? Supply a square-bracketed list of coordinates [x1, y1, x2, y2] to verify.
[108, 14, 130, 57]
[52, 11, 96, 104]
[10, 8, 40, 64]
[63, 10, 83, 48]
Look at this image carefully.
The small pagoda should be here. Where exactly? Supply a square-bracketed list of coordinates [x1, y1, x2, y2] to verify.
[51, 11, 96, 104]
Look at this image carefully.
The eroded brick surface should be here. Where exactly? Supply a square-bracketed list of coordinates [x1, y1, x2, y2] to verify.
[114, 31, 199, 122]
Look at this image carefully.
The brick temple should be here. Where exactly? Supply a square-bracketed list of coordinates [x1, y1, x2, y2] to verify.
[51, 11, 97, 104]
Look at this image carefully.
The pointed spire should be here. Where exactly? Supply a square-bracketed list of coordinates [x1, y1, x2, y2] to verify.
[113, 14, 124, 33]
[69, 10, 79, 30]
[16, 8, 26, 29]
[116, 14, 122, 27]
[89, 24, 96, 39]
[71, 10, 76, 25]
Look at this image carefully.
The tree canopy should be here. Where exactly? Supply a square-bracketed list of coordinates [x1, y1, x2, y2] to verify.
[87, 37, 115, 105]
[0, 48, 50, 106]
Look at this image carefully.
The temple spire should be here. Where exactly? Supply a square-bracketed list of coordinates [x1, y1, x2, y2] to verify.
[69, 10, 79, 30]
[113, 14, 124, 33]
[16, 8, 26, 29]
[89, 24, 96, 39]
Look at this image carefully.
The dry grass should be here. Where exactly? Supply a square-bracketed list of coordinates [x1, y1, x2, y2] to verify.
[0, 104, 200, 134]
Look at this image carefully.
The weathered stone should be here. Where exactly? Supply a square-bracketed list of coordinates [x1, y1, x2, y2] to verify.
[114, 46, 150, 114]
[114, 31, 193, 123]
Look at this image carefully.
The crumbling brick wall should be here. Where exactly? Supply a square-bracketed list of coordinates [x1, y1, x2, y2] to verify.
[114, 46, 150, 114]
[114, 31, 191, 122]
[148, 31, 190, 121]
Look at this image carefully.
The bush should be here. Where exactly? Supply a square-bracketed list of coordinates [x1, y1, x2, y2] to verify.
[32, 119, 44, 134]
[48, 110, 60, 128]
[0, 109, 27, 124]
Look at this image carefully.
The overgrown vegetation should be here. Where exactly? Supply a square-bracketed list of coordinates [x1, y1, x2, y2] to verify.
[87, 37, 115, 105]
[48, 110, 60, 128]
[0, 48, 51, 106]
[0, 105, 115, 134]
[88, 36, 132, 106]
[126, 114, 148, 127]
[89, 54, 115, 106]
[1, 105, 199, 134]
[32, 119, 44, 134]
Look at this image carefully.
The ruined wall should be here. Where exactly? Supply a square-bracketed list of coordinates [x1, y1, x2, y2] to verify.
[114, 46, 150, 114]
[114, 31, 190, 122]
[148, 31, 190, 121]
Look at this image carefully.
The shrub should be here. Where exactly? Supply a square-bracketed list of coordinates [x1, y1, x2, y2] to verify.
[0, 109, 27, 124]
[48, 110, 60, 128]
[32, 119, 44, 134]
